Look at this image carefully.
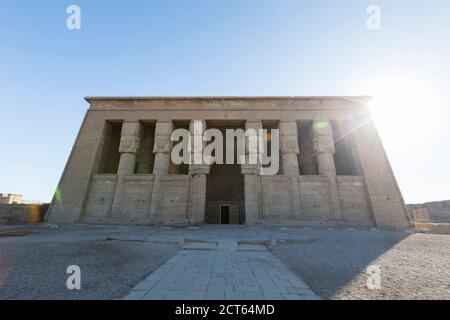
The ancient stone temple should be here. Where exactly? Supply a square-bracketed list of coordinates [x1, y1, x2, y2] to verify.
[46, 97, 410, 229]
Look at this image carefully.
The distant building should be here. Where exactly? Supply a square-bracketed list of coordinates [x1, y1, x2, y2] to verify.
[0, 193, 23, 204]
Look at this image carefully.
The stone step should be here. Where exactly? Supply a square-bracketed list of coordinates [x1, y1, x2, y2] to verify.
[181, 238, 272, 251]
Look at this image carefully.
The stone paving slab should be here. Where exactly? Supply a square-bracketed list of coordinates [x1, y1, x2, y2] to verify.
[124, 241, 320, 300]
[183, 241, 217, 250]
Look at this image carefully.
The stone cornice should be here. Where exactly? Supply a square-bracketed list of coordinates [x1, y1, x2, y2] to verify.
[85, 96, 371, 111]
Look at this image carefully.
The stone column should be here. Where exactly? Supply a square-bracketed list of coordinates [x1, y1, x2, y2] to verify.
[280, 121, 300, 176]
[280, 121, 302, 219]
[111, 121, 141, 217]
[152, 121, 172, 175]
[312, 120, 343, 220]
[188, 120, 209, 224]
[149, 121, 173, 223]
[241, 120, 262, 225]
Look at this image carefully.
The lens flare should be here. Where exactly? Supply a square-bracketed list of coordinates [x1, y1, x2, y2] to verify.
[27, 204, 41, 224]
[365, 74, 438, 148]
[54, 187, 62, 204]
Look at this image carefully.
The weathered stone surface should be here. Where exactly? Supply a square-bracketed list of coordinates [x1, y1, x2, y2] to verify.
[118, 122, 141, 154]
[124, 241, 319, 300]
[0, 203, 49, 224]
[153, 121, 173, 154]
[46, 96, 410, 229]
[351, 112, 411, 229]
[412, 208, 430, 223]
[407, 201, 450, 223]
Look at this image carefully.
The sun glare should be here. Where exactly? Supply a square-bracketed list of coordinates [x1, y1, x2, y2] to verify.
[366, 75, 438, 148]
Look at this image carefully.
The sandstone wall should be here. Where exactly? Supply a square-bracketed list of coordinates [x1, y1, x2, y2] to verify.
[46, 97, 410, 229]
[0, 203, 49, 225]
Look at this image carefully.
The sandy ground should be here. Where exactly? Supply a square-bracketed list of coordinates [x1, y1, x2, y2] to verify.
[273, 229, 450, 300]
[0, 226, 178, 299]
[1, 224, 449, 300]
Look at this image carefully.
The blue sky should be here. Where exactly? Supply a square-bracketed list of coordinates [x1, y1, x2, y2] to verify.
[0, 0, 449, 203]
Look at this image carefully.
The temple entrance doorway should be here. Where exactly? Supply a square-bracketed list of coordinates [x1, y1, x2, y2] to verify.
[205, 122, 245, 224]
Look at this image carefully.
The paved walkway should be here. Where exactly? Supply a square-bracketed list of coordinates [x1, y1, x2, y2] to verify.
[124, 240, 319, 300]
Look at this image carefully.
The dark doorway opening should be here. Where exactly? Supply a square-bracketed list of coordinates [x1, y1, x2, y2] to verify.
[220, 205, 230, 224]
[205, 122, 245, 224]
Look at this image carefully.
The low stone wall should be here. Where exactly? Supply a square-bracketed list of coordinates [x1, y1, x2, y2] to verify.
[82, 174, 192, 225]
[410, 207, 450, 234]
[407, 201, 450, 223]
[77, 173, 377, 227]
[413, 222, 450, 234]
[0, 203, 49, 225]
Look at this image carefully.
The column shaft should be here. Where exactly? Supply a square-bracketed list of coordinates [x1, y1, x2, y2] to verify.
[312, 120, 343, 220]
[280, 121, 300, 176]
[117, 153, 137, 175]
[242, 121, 262, 225]
[152, 121, 172, 175]
[280, 121, 302, 219]
[188, 120, 209, 224]
[111, 121, 141, 217]
[150, 121, 173, 223]
[153, 153, 170, 175]
[317, 153, 337, 176]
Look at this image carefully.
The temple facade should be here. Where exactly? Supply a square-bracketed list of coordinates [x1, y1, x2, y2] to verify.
[46, 97, 410, 229]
